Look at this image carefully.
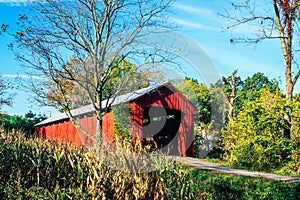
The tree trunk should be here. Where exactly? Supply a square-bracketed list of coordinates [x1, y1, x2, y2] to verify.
[286, 82, 293, 101]
[273, 0, 296, 139]
[222, 69, 238, 122]
[96, 117, 103, 146]
[284, 82, 292, 139]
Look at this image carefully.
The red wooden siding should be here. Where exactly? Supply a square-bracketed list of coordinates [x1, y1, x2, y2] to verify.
[35, 113, 116, 147]
[130, 85, 196, 156]
[35, 83, 196, 157]
[102, 112, 116, 148]
[76, 115, 97, 146]
[35, 116, 95, 147]
[35, 120, 83, 146]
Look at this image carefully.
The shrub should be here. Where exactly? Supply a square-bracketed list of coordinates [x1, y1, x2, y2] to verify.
[222, 89, 299, 175]
[0, 111, 46, 138]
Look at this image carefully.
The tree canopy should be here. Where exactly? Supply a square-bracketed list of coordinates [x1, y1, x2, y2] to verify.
[222, 88, 299, 174]
[0, 111, 46, 138]
[177, 77, 211, 124]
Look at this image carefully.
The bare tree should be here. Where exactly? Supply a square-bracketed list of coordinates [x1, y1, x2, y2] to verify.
[222, 69, 241, 122]
[10, 0, 174, 144]
[0, 75, 13, 109]
[222, 0, 300, 101]
[43, 57, 156, 112]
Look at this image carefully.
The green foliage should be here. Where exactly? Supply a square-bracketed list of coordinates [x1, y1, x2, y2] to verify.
[221, 72, 279, 118]
[291, 95, 300, 142]
[222, 89, 299, 175]
[0, 111, 46, 138]
[161, 162, 198, 199]
[177, 78, 226, 159]
[111, 103, 132, 140]
[162, 165, 300, 200]
[177, 77, 211, 124]
[236, 72, 279, 113]
[194, 130, 205, 158]
[102, 58, 150, 100]
[239, 72, 279, 101]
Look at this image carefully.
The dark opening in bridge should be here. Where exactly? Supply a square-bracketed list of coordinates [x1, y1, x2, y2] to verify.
[142, 106, 183, 153]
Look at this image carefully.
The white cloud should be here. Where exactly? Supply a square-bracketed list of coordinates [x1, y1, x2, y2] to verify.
[0, 0, 28, 2]
[172, 2, 264, 36]
[173, 2, 216, 18]
[2, 73, 44, 80]
[171, 2, 226, 32]
[171, 17, 219, 31]
[0, 0, 30, 6]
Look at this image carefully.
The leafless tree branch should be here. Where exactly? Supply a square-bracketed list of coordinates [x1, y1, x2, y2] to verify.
[11, 0, 175, 145]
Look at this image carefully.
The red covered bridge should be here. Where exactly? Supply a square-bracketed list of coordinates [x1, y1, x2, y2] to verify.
[35, 82, 197, 156]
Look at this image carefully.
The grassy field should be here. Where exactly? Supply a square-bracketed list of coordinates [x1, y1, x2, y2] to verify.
[0, 130, 299, 199]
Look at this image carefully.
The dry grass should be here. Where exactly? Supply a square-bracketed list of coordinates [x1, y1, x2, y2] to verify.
[0, 128, 175, 199]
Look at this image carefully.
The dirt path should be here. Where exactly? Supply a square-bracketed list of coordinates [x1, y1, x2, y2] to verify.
[169, 156, 300, 183]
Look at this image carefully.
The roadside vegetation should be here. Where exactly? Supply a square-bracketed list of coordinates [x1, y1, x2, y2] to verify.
[182, 72, 300, 177]
[1, 129, 299, 199]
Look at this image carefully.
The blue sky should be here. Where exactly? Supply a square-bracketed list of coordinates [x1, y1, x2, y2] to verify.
[0, 0, 297, 116]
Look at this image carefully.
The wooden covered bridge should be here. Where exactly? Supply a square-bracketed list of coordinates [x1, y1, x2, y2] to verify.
[35, 82, 197, 156]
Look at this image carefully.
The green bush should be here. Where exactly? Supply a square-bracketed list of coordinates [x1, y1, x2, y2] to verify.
[230, 136, 296, 172]
[111, 103, 132, 140]
[0, 111, 46, 138]
[222, 89, 299, 175]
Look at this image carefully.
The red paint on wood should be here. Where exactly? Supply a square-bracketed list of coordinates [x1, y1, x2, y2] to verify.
[130, 85, 196, 156]
[102, 112, 116, 149]
[35, 83, 196, 157]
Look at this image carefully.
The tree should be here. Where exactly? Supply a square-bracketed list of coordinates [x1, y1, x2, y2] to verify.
[239, 72, 279, 101]
[0, 111, 47, 138]
[222, 0, 300, 101]
[221, 69, 242, 122]
[177, 78, 226, 158]
[236, 72, 280, 112]
[44, 57, 153, 112]
[177, 77, 211, 124]
[220, 71, 280, 121]
[0, 75, 13, 109]
[9, 0, 174, 144]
